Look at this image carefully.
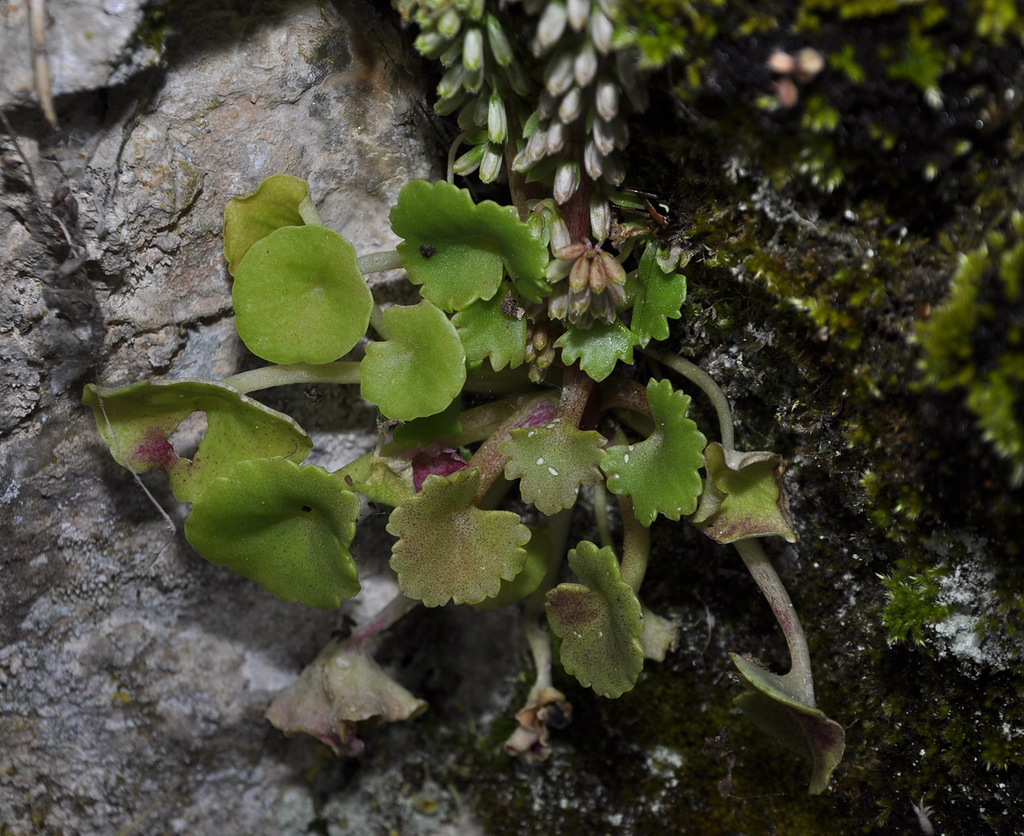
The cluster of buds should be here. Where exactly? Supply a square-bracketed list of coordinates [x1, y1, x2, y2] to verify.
[398, 0, 533, 182]
[546, 240, 627, 326]
[524, 318, 560, 381]
[511, 0, 647, 205]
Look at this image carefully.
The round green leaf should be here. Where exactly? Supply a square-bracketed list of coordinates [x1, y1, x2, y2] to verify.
[361, 300, 467, 421]
[232, 224, 373, 364]
[223, 174, 319, 274]
[184, 458, 361, 609]
[390, 180, 550, 309]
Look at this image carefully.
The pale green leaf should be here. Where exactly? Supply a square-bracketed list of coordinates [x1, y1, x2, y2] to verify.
[361, 300, 467, 421]
[387, 469, 530, 607]
[546, 541, 644, 698]
[501, 423, 605, 515]
[185, 458, 360, 609]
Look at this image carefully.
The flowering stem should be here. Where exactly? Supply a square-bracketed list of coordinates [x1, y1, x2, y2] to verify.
[618, 495, 650, 595]
[733, 538, 815, 705]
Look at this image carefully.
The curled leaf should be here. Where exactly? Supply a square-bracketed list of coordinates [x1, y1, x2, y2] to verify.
[223, 174, 319, 274]
[390, 179, 550, 309]
[232, 224, 373, 365]
[546, 541, 644, 698]
[361, 300, 467, 421]
[501, 422, 605, 515]
[184, 458, 361, 609]
[82, 379, 311, 504]
[266, 637, 426, 756]
[601, 378, 707, 525]
[730, 653, 846, 795]
[387, 469, 530, 607]
[691, 443, 798, 543]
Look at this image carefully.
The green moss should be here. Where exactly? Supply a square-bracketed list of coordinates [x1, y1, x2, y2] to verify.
[879, 559, 952, 648]
[916, 214, 1024, 482]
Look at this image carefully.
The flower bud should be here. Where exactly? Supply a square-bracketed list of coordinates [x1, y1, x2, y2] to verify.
[590, 193, 611, 242]
[487, 91, 508, 143]
[534, 1, 567, 54]
[602, 151, 625, 185]
[588, 10, 613, 53]
[485, 14, 514, 66]
[593, 118, 615, 155]
[595, 79, 618, 121]
[544, 51, 575, 96]
[568, 253, 590, 292]
[583, 140, 603, 179]
[545, 119, 567, 154]
[462, 27, 484, 72]
[434, 89, 467, 116]
[566, 0, 591, 31]
[524, 124, 549, 164]
[464, 62, 484, 93]
[597, 249, 626, 286]
[479, 144, 504, 182]
[558, 86, 583, 124]
[453, 143, 486, 176]
[438, 8, 462, 39]
[553, 159, 581, 204]
[506, 61, 532, 97]
[573, 41, 598, 87]
[549, 213, 572, 252]
[437, 64, 465, 100]
[414, 30, 448, 59]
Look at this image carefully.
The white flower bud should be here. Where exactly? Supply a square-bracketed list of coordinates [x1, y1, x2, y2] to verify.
[524, 123, 549, 163]
[534, 1, 567, 55]
[485, 14, 514, 66]
[553, 160, 581, 205]
[593, 118, 615, 155]
[468, 0, 486, 21]
[487, 92, 508, 143]
[434, 89, 467, 116]
[480, 144, 504, 182]
[588, 10, 614, 54]
[573, 41, 598, 87]
[589, 193, 610, 242]
[583, 140, 603, 179]
[596, 79, 618, 121]
[602, 152, 625, 185]
[462, 27, 484, 72]
[537, 90, 558, 119]
[506, 61, 532, 97]
[558, 86, 583, 124]
[566, 0, 591, 31]
[545, 119, 566, 154]
[544, 51, 575, 96]
[464, 62, 484, 93]
[549, 213, 572, 252]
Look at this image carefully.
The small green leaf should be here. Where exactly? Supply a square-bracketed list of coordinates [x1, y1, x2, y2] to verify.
[390, 180, 550, 309]
[691, 443, 798, 543]
[452, 284, 528, 371]
[361, 300, 467, 421]
[82, 379, 311, 503]
[555, 320, 639, 382]
[630, 243, 687, 347]
[501, 423, 605, 515]
[223, 174, 319, 274]
[601, 379, 707, 525]
[387, 469, 531, 607]
[546, 541, 644, 698]
[184, 458, 361, 609]
[232, 224, 373, 365]
[730, 653, 846, 795]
